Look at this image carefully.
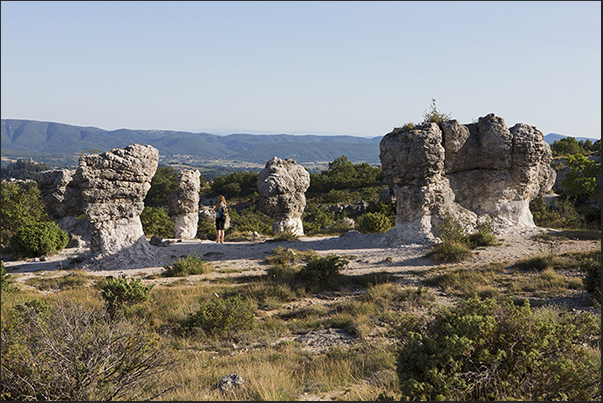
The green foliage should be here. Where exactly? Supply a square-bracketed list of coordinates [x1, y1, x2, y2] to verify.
[298, 254, 348, 291]
[562, 153, 601, 201]
[196, 216, 217, 241]
[101, 277, 155, 317]
[0, 159, 51, 180]
[1, 261, 17, 293]
[226, 206, 272, 235]
[1, 297, 174, 401]
[210, 170, 258, 199]
[530, 195, 600, 230]
[1, 182, 49, 247]
[308, 156, 383, 195]
[356, 211, 392, 234]
[182, 294, 255, 335]
[162, 253, 213, 277]
[581, 250, 601, 300]
[550, 136, 599, 157]
[428, 241, 473, 263]
[396, 296, 601, 401]
[399, 122, 416, 132]
[10, 221, 68, 258]
[429, 213, 498, 263]
[144, 166, 179, 207]
[303, 205, 336, 235]
[140, 206, 174, 238]
[421, 98, 451, 125]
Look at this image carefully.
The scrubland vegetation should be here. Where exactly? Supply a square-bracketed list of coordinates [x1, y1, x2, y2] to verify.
[1, 128, 601, 401]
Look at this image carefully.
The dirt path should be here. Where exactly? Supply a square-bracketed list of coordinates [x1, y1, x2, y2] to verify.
[4, 227, 599, 291]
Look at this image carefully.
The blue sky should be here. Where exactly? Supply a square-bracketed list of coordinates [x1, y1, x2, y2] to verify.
[1, 1, 601, 139]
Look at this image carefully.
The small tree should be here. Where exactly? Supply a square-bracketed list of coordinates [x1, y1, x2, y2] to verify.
[1, 182, 49, 247]
[562, 153, 601, 201]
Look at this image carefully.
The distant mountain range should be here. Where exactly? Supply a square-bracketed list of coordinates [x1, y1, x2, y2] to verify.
[1, 119, 598, 167]
[1, 119, 382, 165]
[543, 133, 599, 145]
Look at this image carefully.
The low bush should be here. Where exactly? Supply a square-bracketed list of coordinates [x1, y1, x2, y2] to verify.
[429, 213, 498, 263]
[298, 254, 348, 291]
[10, 221, 69, 258]
[162, 253, 213, 277]
[100, 277, 155, 317]
[581, 251, 601, 300]
[182, 294, 255, 335]
[356, 211, 392, 234]
[396, 296, 601, 401]
[0, 297, 174, 401]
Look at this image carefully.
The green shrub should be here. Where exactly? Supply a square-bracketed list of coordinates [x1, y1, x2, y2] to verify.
[226, 206, 272, 235]
[183, 294, 255, 335]
[356, 211, 392, 234]
[10, 221, 68, 258]
[196, 216, 217, 240]
[434, 212, 467, 244]
[1, 182, 49, 247]
[430, 213, 497, 262]
[298, 254, 348, 290]
[1, 297, 174, 401]
[582, 252, 601, 300]
[421, 98, 451, 125]
[162, 253, 213, 277]
[466, 217, 498, 247]
[100, 277, 155, 317]
[397, 296, 601, 401]
[140, 206, 174, 238]
[144, 166, 178, 207]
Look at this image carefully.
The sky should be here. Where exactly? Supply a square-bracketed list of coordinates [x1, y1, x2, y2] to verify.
[1, 1, 601, 139]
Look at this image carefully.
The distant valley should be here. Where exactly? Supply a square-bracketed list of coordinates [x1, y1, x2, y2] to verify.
[1, 119, 382, 170]
[1, 119, 598, 171]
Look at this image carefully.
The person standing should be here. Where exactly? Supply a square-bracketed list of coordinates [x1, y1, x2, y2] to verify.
[214, 195, 228, 243]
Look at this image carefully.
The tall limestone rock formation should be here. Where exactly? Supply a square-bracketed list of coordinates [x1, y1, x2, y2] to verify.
[380, 113, 555, 244]
[257, 157, 310, 236]
[75, 144, 159, 269]
[168, 169, 201, 239]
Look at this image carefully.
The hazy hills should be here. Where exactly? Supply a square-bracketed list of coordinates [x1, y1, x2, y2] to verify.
[1, 119, 382, 165]
[2, 119, 598, 168]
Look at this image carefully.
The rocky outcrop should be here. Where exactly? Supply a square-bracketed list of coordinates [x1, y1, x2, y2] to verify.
[380, 113, 555, 244]
[168, 169, 201, 239]
[34, 169, 91, 248]
[75, 144, 159, 269]
[257, 157, 310, 236]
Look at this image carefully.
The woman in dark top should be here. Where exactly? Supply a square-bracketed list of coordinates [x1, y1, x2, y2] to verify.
[213, 195, 227, 243]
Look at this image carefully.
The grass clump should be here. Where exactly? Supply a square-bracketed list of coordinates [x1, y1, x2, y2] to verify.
[396, 296, 601, 401]
[24, 270, 92, 291]
[162, 252, 213, 277]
